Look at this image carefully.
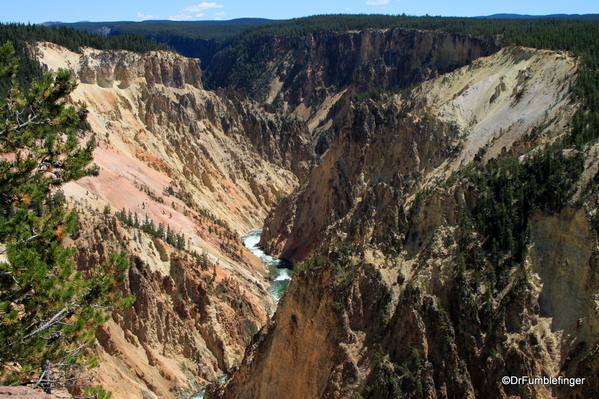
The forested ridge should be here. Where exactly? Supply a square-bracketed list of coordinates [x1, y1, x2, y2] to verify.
[0, 23, 170, 94]
[3, 16, 599, 121]
[56, 15, 599, 97]
[108, 19, 277, 41]
[214, 14, 599, 79]
[200, 14, 599, 143]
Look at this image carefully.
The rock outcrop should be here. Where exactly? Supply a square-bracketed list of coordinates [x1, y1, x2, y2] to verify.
[65, 210, 270, 399]
[75, 48, 203, 90]
[0, 387, 58, 399]
[210, 28, 497, 104]
[261, 46, 577, 262]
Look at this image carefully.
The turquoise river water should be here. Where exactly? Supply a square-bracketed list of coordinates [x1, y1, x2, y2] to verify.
[241, 230, 291, 303]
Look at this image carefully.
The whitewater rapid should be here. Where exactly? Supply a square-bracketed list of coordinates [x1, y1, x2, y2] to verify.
[241, 230, 291, 303]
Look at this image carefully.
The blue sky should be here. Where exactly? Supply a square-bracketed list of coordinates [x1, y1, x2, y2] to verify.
[2, 0, 598, 24]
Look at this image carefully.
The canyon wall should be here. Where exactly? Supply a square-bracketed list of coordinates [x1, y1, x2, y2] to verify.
[35, 42, 313, 398]
[261, 46, 577, 262]
[207, 28, 497, 152]
[209, 28, 497, 105]
[216, 46, 599, 399]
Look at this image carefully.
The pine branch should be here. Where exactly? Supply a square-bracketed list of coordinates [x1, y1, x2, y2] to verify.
[0, 280, 32, 302]
[0, 113, 51, 138]
[18, 306, 71, 344]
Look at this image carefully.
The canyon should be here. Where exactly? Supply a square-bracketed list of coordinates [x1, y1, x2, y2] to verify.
[35, 41, 308, 398]
[30, 26, 599, 399]
[217, 45, 598, 399]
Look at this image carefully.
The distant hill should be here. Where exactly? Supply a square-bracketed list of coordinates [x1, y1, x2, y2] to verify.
[46, 18, 280, 68]
[478, 13, 599, 20]
[47, 19, 279, 40]
[44, 15, 599, 67]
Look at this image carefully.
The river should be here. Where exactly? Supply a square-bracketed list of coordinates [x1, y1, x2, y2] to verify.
[241, 230, 291, 303]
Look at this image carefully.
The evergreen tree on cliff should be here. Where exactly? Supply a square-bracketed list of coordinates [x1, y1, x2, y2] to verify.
[0, 42, 129, 397]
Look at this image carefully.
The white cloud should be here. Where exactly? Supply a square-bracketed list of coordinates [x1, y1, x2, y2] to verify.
[168, 2, 223, 21]
[184, 2, 224, 12]
[137, 12, 160, 20]
[169, 14, 193, 20]
[215, 11, 226, 16]
[365, 0, 389, 4]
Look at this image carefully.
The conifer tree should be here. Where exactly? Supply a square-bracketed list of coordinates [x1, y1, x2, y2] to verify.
[0, 41, 129, 397]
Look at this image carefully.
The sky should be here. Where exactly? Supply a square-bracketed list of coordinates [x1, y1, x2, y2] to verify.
[1, 0, 598, 24]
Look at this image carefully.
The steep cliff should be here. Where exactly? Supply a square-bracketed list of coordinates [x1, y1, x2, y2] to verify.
[207, 29, 497, 152]
[261, 46, 576, 261]
[216, 46, 599, 399]
[34, 42, 313, 398]
[65, 208, 272, 399]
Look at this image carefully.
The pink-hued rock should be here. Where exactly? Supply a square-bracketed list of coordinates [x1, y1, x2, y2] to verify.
[34, 42, 310, 399]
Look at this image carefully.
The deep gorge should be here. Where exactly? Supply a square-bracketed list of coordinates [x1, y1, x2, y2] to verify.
[20, 22, 599, 399]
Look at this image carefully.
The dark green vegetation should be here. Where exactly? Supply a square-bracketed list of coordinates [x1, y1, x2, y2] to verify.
[479, 13, 599, 20]
[0, 42, 131, 396]
[57, 19, 277, 69]
[455, 146, 585, 293]
[229, 13, 599, 43]
[0, 23, 169, 53]
[3, 16, 599, 135]
[107, 19, 277, 41]
[114, 209, 187, 251]
[47, 15, 599, 112]
[58, 19, 276, 42]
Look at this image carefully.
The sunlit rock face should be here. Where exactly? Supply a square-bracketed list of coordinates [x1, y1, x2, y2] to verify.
[208, 28, 497, 154]
[217, 46, 599, 399]
[36, 42, 313, 398]
[261, 46, 577, 263]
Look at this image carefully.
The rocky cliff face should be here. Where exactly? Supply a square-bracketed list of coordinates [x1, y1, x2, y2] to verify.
[75, 48, 204, 90]
[216, 46, 599, 399]
[65, 210, 271, 399]
[35, 42, 314, 398]
[208, 29, 497, 152]
[261, 46, 576, 262]
[210, 28, 497, 104]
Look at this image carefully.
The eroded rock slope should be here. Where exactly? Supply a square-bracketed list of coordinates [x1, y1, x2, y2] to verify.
[208, 28, 497, 153]
[217, 46, 599, 399]
[35, 42, 312, 398]
[261, 46, 576, 261]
